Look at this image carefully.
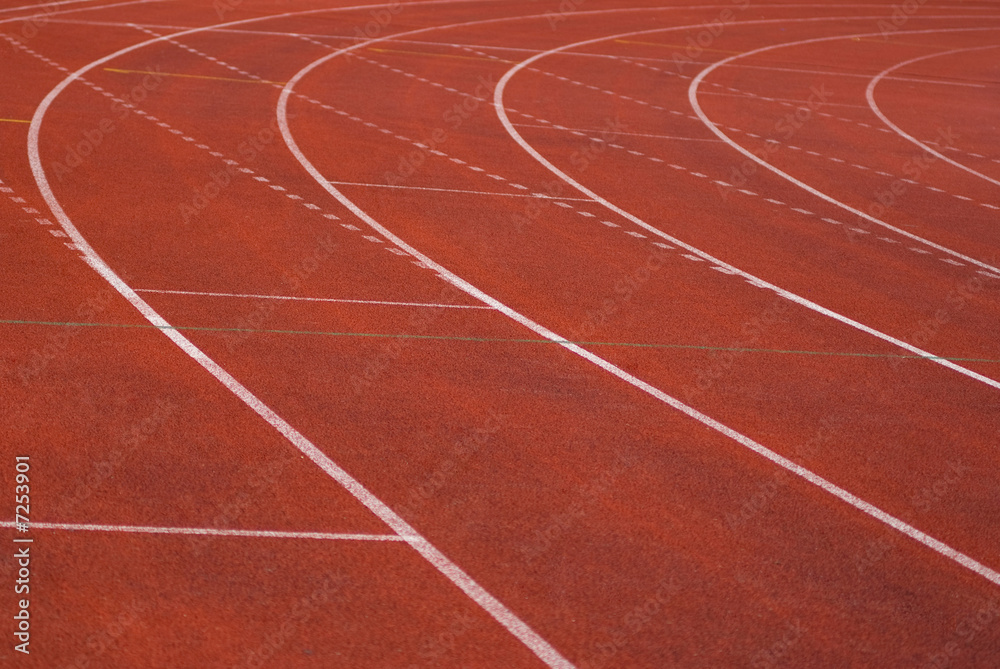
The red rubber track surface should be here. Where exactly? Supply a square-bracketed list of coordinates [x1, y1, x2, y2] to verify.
[2, 0, 1000, 667]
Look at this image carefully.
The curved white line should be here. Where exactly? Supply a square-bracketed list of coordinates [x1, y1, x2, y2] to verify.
[688, 26, 1000, 273]
[493, 24, 1000, 390]
[23, 3, 584, 668]
[866, 44, 1000, 188]
[279, 12, 1000, 610]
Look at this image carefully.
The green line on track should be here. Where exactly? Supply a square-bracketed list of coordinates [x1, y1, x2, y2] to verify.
[2, 318, 997, 364]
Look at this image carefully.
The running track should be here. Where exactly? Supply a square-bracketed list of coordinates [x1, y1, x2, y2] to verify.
[1, 0, 999, 666]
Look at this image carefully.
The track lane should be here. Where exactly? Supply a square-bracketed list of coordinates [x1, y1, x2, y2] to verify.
[7, 2, 1000, 661]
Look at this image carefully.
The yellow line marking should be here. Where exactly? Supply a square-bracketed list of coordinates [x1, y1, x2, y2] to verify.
[103, 68, 285, 85]
[0, 118, 30, 124]
[368, 47, 512, 63]
[851, 37, 943, 48]
[614, 38, 743, 55]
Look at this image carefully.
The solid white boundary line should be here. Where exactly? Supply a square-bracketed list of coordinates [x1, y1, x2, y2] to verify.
[493, 23, 1000, 392]
[688, 26, 1000, 274]
[281, 12, 1000, 598]
[866, 43, 1000, 188]
[0, 520, 404, 541]
[134, 287, 494, 308]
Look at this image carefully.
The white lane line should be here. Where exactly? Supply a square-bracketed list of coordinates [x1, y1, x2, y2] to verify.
[866, 44, 1000, 189]
[289, 12, 1000, 597]
[689, 26, 1000, 276]
[489, 20, 1000, 590]
[28, 6, 587, 669]
[134, 288, 494, 309]
[326, 180, 590, 200]
[0, 520, 404, 541]
[503, 24, 1000, 390]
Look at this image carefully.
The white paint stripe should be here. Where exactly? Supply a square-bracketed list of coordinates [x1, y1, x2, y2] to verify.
[0, 520, 403, 541]
[866, 44, 1000, 189]
[496, 23, 1000, 387]
[688, 26, 1000, 276]
[27, 5, 583, 668]
[487, 19, 1000, 589]
[295, 10, 1000, 597]
[326, 180, 590, 200]
[287, 51, 1000, 604]
[134, 288, 494, 309]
